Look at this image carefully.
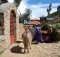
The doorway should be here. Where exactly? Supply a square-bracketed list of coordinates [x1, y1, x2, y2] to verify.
[10, 10, 16, 45]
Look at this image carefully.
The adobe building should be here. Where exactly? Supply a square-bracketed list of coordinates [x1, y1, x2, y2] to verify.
[0, 3, 19, 49]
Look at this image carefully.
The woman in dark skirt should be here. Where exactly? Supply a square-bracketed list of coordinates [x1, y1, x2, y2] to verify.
[40, 17, 52, 43]
[41, 25, 52, 43]
[32, 25, 43, 43]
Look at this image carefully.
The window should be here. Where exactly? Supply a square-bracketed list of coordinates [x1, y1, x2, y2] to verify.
[0, 13, 4, 35]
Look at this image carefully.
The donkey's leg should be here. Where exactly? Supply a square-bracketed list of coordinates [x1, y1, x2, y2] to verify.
[29, 42, 31, 49]
[24, 43, 26, 53]
[24, 47, 26, 53]
[27, 47, 29, 53]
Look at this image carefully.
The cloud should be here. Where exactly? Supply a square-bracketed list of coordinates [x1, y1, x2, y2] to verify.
[8, 0, 28, 14]
[8, 0, 14, 3]
[18, 1, 48, 19]
[8, 0, 60, 19]
[30, 7, 47, 19]
[18, 0, 28, 14]
[52, 3, 60, 8]
[29, 3, 60, 19]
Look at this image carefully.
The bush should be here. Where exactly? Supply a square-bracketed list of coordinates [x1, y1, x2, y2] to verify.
[51, 27, 57, 42]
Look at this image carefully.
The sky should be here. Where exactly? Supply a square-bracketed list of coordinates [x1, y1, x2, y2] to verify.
[8, 0, 60, 19]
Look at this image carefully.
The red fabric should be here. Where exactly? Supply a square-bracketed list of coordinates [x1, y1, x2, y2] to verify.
[10, 15, 15, 45]
[44, 36, 49, 41]
[10, 35, 14, 44]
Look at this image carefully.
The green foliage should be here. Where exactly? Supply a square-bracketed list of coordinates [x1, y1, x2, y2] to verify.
[25, 8, 31, 14]
[48, 24, 58, 42]
[57, 5, 60, 15]
[57, 5, 60, 11]
[47, 3, 52, 16]
[0, 0, 8, 4]
[41, 23, 49, 30]
[19, 8, 32, 23]
[47, 5, 60, 18]
[51, 28, 57, 42]
[52, 23, 60, 30]
[24, 8, 32, 18]
[14, 0, 22, 8]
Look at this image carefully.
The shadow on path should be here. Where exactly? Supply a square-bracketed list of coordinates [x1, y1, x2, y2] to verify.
[10, 45, 24, 54]
[16, 41, 23, 43]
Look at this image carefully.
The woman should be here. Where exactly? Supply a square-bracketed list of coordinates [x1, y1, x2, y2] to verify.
[32, 25, 43, 43]
[40, 17, 52, 43]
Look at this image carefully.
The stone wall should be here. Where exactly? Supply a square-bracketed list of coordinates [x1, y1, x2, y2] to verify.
[0, 3, 19, 50]
[19, 23, 25, 41]
[0, 36, 6, 53]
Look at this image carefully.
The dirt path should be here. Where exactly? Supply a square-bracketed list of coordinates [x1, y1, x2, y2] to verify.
[0, 42, 60, 57]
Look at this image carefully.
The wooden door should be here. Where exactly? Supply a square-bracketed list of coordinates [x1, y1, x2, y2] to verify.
[10, 12, 15, 44]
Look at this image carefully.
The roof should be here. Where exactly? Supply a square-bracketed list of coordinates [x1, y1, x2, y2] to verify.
[31, 18, 39, 20]
[47, 18, 55, 20]
[40, 16, 46, 18]
[26, 21, 40, 25]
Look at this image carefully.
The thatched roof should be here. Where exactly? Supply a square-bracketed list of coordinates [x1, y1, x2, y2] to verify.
[26, 21, 40, 25]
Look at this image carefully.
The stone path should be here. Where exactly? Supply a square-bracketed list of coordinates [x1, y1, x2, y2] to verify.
[0, 42, 60, 57]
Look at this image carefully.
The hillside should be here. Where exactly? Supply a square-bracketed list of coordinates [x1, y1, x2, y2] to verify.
[47, 11, 60, 18]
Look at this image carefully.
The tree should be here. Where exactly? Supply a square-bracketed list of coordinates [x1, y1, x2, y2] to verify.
[47, 3, 52, 16]
[57, 5, 60, 11]
[14, 0, 22, 15]
[57, 5, 60, 14]
[24, 8, 32, 19]
[19, 8, 32, 23]
[14, 0, 22, 8]
[0, 0, 8, 5]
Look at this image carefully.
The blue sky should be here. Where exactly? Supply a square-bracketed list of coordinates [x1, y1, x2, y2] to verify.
[27, 0, 60, 4]
[8, 0, 60, 19]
